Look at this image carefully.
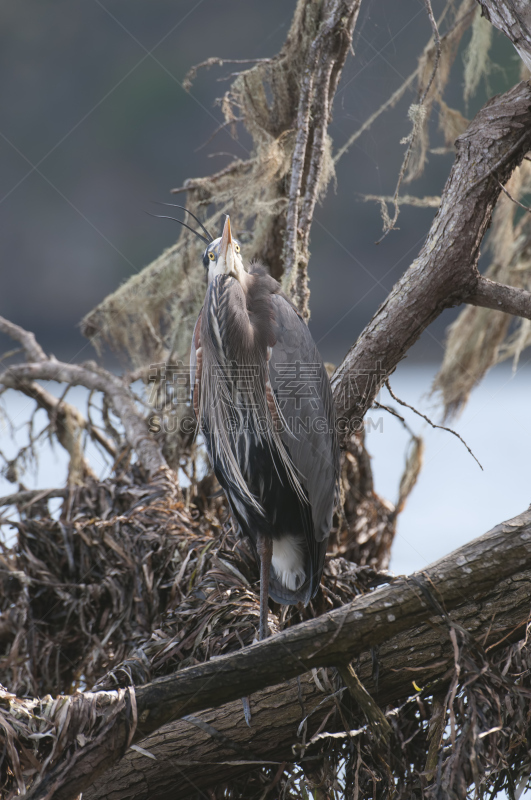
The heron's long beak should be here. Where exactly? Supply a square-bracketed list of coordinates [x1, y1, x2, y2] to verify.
[218, 215, 236, 275]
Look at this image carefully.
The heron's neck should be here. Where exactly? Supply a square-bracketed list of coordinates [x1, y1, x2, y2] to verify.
[204, 273, 275, 366]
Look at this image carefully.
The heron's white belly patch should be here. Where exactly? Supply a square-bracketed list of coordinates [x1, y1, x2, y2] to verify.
[272, 536, 305, 591]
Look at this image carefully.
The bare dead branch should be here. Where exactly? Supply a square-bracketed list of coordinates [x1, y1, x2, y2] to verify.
[194, 116, 244, 151]
[0, 315, 46, 363]
[0, 487, 67, 508]
[498, 177, 531, 213]
[334, 70, 420, 165]
[334, 2, 477, 168]
[183, 57, 271, 92]
[86, 563, 530, 800]
[385, 380, 483, 470]
[0, 357, 166, 477]
[14, 380, 99, 485]
[5, 5, 531, 799]
[362, 193, 441, 209]
[332, 80, 531, 437]
[0, 318, 117, 472]
[282, 0, 362, 317]
[467, 275, 531, 319]
[373, 401, 415, 436]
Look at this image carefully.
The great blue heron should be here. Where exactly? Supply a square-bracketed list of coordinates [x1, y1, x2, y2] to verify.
[170, 208, 339, 639]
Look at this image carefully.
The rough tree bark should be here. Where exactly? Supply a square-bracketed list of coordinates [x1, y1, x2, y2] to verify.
[331, 79, 531, 435]
[477, 0, 531, 72]
[281, 0, 361, 316]
[23, 510, 531, 800]
[87, 560, 531, 799]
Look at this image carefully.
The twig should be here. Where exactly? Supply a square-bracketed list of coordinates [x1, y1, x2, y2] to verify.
[362, 193, 441, 208]
[194, 118, 243, 152]
[34, 506, 531, 799]
[334, 70, 419, 165]
[337, 662, 391, 743]
[385, 380, 483, 470]
[465, 130, 531, 195]
[0, 347, 22, 365]
[0, 488, 68, 508]
[183, 57, 271, 91]
[0, 321, 167, 476]
[373, 401, 415, 437]
[0, 316, 46, 363]
[86, 390, 118, 459]
[497, 179, 531, 214]
[171, 158, 247, 194]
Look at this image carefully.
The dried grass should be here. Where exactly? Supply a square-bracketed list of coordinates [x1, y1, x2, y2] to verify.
[0, 462, 390, 797]
[0, 458, 529, 798]
[404, 0, 475, 184]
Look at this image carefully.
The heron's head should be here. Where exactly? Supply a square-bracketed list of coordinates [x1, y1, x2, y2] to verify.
[149, 205, 246, 285]
[203, 216, 246, 284]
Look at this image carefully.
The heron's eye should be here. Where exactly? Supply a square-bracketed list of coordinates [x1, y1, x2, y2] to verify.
[234, 243, 240, 253]
[208, 252, 215, 261]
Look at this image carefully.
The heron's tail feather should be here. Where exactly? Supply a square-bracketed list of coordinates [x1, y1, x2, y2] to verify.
[267, 534, 316, 606]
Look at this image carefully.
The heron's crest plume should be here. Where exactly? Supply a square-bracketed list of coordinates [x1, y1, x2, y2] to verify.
[150, 203, 214, 245]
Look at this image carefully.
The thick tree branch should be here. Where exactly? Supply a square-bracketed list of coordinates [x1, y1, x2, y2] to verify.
[283, 0, 361, 317]
[332, 81, 531, 432]
[476, 0, 531, 73]
[87, 565, 531, 800]
[5, 6, 531, 798]
[24, 508, 531, 800]
[131, 511, 531, 730]
[468, 275, 531, 317]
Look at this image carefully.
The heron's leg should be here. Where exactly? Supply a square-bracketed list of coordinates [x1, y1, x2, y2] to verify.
[256, 532, 273, 641]
[240, 534, 272, 724]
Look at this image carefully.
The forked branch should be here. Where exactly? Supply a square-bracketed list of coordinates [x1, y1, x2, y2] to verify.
[332, 80, 531, 436]
[0, 325, 167, 478]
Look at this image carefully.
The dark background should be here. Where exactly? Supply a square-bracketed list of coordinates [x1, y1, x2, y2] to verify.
[0, 0, 520, 367]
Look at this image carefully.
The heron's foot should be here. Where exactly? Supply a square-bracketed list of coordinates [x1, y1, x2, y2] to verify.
[259, 616, 270, 641]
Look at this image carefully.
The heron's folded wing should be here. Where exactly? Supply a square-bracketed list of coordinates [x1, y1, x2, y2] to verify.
[268, 295, 339, 544]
